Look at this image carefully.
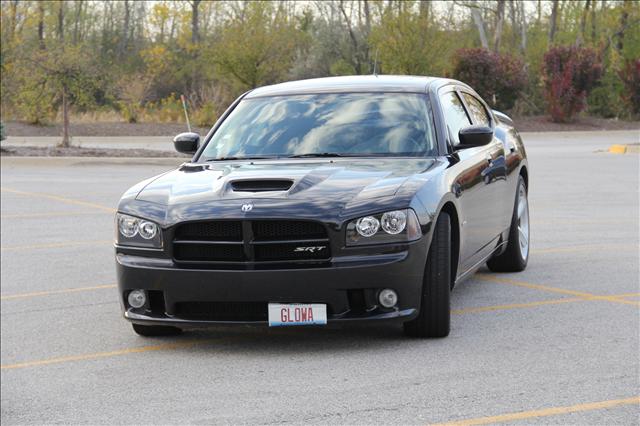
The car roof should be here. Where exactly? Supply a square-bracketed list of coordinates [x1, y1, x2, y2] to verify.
[244, 75, 452, 98]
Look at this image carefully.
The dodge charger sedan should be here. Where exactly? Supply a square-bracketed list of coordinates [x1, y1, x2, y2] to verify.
[115, 75, 529, 338]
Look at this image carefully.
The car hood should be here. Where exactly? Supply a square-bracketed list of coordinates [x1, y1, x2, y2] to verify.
[125, 158, 441, 224]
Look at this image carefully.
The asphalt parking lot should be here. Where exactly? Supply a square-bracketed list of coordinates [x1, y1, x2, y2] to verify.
[1, 130, 638, 425]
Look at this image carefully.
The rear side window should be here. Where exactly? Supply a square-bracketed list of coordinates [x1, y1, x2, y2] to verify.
[440, 92, 471, 146]
[462, 93, 491, 127]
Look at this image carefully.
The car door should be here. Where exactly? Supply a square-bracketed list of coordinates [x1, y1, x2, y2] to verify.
[438, 87, 506, 274]
[460, 91, 508, 232]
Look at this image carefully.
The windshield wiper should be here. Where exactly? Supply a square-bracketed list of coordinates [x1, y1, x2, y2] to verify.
[287, 152, 348, 158]
[206, 156, 277, 161]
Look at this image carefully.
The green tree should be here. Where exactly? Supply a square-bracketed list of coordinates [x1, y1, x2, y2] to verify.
[369, 1, 468, 76]
[213, 2, 302, 91]
[18, 45, 104, 146]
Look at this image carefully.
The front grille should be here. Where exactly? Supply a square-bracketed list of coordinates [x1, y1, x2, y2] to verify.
[173, 243, 244, 262]
[172, 220, 330, 266]
[174, 301, 268, 321]
[174, 221, 242, 241]
[253, 221, 327, 241]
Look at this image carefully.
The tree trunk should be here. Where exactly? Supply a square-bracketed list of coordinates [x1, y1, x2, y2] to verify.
[363, 0, 372, 72]
[471, 8, 489, 49]
[169, 13, 176, 42]
[57, 2, 65, 41]
[191, 0, 201, 44]
[419, 0, 430, 21]
[493, 0, 506, 52]
[591, 0, 597, 42]
[364, 0, 371, 33]
[73, 0, 83, 44]
[119, 0, 130, 57]
[60, 87, 70, 148]
[37, 2, 45, 50]
[338, 0, 361, 74]
[549, 0, 559, 45]
[519, 0, 527, 53]
[616, 0, 629, 51]
[577, 0, 591, 46]
[509, 0, 518, 50]
[7, 0, 18, 41]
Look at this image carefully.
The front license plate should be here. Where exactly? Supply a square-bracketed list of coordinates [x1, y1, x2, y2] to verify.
[268, 303, 327, 327]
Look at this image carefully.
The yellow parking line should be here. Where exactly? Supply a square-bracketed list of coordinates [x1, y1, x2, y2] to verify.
[608, 292, 640, 299]
[452, 297, 584, 314]
[0, 340, 204, 370]
[0, 187, 115, 213]
[1, 211, 112, 219]
[476, 275, 640, 307]
[431, 396, 640, 426]
[0, 284, 116, 300]
[1, 240, 112, 251]
[0, 292, 635, 370]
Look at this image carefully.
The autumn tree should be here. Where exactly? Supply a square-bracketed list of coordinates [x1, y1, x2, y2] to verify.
[214, 1, 302, 91]
[18, 45, 103, 146]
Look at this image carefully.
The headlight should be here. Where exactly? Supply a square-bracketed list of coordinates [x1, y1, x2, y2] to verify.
[116, 213, 163, 249]
[381, 210, 407, 234]
[346, 209, 421, 246]
[356, 216, 380, 237]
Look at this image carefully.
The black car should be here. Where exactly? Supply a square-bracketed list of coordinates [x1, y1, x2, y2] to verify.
[115, 75, 529, 338]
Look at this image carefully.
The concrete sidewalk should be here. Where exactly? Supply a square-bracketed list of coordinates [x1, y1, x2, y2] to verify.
[3, 130, 639, 152]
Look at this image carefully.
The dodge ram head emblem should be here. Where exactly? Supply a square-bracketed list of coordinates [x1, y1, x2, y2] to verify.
[294, 246, 326, 253]
[241, 203, 253, 212]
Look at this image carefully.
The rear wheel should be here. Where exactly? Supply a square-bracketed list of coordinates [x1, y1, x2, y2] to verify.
[487, 176, 529, 272]
[403, 212, 451, 338]
[132, 323, 182, 337]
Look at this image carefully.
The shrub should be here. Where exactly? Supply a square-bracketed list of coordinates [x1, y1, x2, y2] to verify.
[619, 58, 640, 116]
[588, 66, 624, 119]
[0, 121, 5, 141]
[542, 46, 603, 122]
[118, 101, 140, 123]
[194, 102, 219, 128]
[15, 88, 54, 125]
[156, 95, 183, 122]
[452, 48, 528, 111]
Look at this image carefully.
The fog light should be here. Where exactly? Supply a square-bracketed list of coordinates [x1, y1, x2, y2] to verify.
[128, 290, 146, 308]
[378, 288, 398, 308]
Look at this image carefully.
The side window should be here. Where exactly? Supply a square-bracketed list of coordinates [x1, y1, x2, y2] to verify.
[440, 91, 471, 146]
[462, 93, 491, 126]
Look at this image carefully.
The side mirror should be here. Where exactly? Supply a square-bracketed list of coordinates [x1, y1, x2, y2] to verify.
[173, 132, 200, 154]
[457, 126, 493, 149]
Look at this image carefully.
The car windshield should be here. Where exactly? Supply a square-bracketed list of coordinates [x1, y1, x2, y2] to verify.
[199, 93, 437, 161]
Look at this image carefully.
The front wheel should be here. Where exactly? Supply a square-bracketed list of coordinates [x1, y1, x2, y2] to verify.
[403, 211, 451, 338]
[487, 176, 529, 272]
[132, 323, 182, 337]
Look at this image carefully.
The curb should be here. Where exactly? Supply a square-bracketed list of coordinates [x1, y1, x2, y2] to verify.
[609, 144, 640, 154]
[0, 156, 185, 167]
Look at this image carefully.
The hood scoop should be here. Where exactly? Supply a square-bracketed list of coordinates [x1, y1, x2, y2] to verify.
[230, 179, 294, 193]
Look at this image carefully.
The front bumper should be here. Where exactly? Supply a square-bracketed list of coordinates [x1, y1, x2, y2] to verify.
[116, 242, 427, 328]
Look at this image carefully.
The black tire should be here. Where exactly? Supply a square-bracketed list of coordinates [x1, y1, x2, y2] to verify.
[403, 212, 451, 338]
[132, 323, 182, 337]
[487, 176, 529, 272]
